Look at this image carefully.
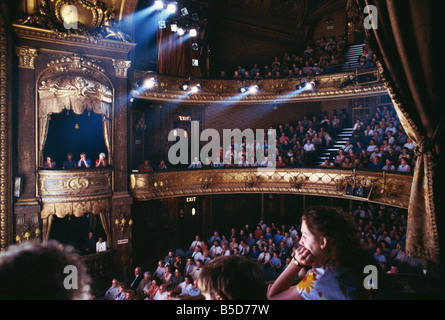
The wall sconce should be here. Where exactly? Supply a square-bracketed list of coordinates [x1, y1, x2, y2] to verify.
[198, 176, 213, 189]
[245, 174, 259, 188]
[153, 179, 168, 192]
[271, 83, 284, 94]
[289, 175, 305, 189]
[135, 115, 146, 133]
[15, 222, 40, 243]
[115, 214, 133, 232]
[213, 83, 227, 95]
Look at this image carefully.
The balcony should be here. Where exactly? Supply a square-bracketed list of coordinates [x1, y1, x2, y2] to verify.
[130, 168, 412, 209]
[130, 68, 387, 104]
[38, 169, 113, 228]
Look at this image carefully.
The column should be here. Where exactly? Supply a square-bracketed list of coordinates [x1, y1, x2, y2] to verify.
[111, 59, 133, 279]
[14, 46, 40, 243]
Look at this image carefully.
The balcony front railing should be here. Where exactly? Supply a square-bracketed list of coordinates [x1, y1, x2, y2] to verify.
[130, 167, 412, 209]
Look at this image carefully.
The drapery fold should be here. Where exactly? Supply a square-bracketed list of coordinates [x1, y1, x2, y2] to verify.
[41, 199, 111, 242]
[156, 27, 202, 78]
[99, 210, 112, 249]
[357, 0, 445, 263]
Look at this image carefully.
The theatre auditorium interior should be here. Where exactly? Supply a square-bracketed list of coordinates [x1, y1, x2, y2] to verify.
[0, 0, 444, 300]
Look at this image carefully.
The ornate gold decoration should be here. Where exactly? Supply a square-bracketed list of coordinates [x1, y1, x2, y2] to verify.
[68, 177, 90, 191]
[244, 174, 260, 188]
[289, 175, 306, 189]
[114, 212, 133, 232]
[197, 176, 214, 189]
[16, 46, 38, 69]
[376, 171, 399, 198]
[17, 0, 130, 42]
[15, 220, 40, 243]
[153, 179, 168, 192]
[130, 169, 412, 209]
[130, 70, 388, 104]
[0, 15, 10, 251]
[38, 169, 112, 198]
[112, 59, 131, 78]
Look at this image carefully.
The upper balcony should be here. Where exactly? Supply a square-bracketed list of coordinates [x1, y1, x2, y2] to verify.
[130, 68, 387, 105]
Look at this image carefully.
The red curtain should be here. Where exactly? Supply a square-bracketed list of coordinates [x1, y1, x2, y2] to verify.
[357, 0, 445, 264]
[157, 28, 202, 78]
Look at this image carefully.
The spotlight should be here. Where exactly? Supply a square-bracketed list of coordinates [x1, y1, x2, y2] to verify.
[167, 3, 177, 13]
[143, 77, 157, 89]
[239, 86, 248, 93]
[192, 43, 199, 50]
[192, 59, 199, 67]
[181, 7, 189, 15]
[190, 85, 200, 93]
[192, 13, 198, 20]
[177, 27, 185, 35]
[180, 81, 190, 91]
[249, 85, 259, 93]
[170, 24, 178, 32]
[239, 85, 259, 94]
[154, 0, 163, 10]
[158, 20, 166, 29]
[296, 81, 316, 91]
[189, 29, 197, 37]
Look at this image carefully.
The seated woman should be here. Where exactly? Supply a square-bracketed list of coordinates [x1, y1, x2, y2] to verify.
[43, 156, 56, 169]
[95, 152, 107, 167]
[77, 153, 91, 168]
[267, 206, 395, 300]
[396, 157, 411, 173]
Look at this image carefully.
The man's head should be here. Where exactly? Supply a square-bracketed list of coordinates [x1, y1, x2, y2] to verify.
[197, 255, 266, 300]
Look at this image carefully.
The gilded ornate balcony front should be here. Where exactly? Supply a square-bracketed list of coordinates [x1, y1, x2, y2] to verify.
[38, 169, 113, 219]
[130, 168, 412, 209]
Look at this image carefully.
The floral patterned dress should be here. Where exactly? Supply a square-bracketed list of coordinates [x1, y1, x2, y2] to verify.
[297, 266, 362, 300]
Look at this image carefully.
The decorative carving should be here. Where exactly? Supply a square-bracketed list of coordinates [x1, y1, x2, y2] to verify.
[0, 15, 10, 251]
[112, 59, 131, 78]
[130, 169, 412, 208]
[131, 69, 387, 104]
[17, 0, 131, 42]
[38, 169, 112, 198]
[68, 177, 90, 191]
[16, 46, 38, 69]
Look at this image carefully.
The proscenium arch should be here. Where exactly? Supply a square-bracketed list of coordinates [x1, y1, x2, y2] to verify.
[35, 55, 115, 169]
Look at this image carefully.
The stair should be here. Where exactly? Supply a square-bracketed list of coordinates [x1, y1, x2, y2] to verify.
[340, 44, 366, 72]
[316, 127, 354, 165]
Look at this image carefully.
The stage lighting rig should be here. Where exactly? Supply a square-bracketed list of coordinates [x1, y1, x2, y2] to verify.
[167, 3, 177, 13]
[154, 0, 164, 10]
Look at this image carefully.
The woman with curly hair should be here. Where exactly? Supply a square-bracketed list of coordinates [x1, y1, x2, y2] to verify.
[267, 206, 395, 300]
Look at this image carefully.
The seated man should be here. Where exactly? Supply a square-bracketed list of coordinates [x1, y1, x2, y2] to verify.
[188, 157, 202, 169]
[62, 152, 77, 169]
[78, 153, 91, 168]
[96, 237, 107, 253]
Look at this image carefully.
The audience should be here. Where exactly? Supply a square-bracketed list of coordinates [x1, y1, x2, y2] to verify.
[220, 35, 352, 81]
[106, 199, 422, 300]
